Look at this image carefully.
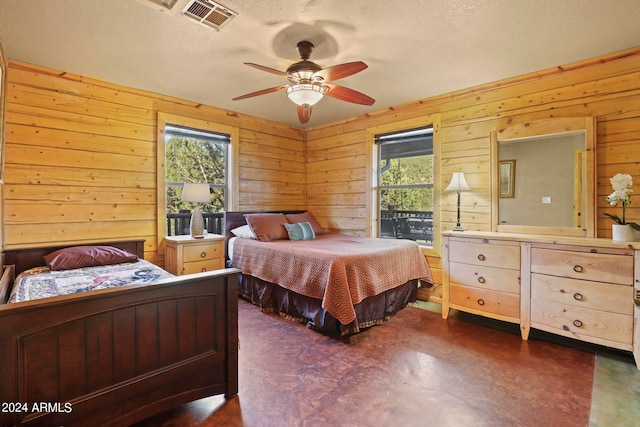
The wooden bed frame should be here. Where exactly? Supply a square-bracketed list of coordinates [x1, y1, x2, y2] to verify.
[0, 240, 240, 427]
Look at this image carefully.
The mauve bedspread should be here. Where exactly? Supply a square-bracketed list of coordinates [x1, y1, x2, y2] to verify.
[231, 234, 432, 325]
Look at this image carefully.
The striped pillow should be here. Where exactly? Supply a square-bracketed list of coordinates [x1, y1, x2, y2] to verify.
[284, 222, 316, 241]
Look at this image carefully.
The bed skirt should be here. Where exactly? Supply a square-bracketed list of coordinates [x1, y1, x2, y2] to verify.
[237, 273, 418, 336]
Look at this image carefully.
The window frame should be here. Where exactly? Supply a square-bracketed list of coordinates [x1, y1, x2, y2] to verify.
[366, 114, 442, 256]
[156, 113, 239, 252]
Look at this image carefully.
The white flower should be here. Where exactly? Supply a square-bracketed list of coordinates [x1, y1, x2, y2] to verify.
[605, 173, 640, 230]
[607, 173, 633, 206]
[604, 173, 637, 227]
[610, 173, 633, 192]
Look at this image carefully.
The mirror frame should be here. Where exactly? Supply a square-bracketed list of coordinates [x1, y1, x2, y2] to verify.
[490, 117, 597, 238]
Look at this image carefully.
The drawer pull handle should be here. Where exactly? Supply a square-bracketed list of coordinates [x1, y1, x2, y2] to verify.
[573, 292, 584, 301]
[573, 265, 583, 273]
[572, 319, 583, 328]
[477, 276, 486, 284]
[477, 254, 486, 261]
[200, 252, 207, 258]
[477, 298, 485, 306]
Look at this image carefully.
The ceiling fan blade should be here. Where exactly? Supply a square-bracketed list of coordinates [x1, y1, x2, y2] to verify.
[297, 104, 312, 124]
[322, 83, 375, 106]
[244, 62, 289, 77]
[232, 85, 288, 101]
[313, 61, 368, 82]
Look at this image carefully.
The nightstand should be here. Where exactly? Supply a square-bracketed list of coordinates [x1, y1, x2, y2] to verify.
[164, 234, 225, 275]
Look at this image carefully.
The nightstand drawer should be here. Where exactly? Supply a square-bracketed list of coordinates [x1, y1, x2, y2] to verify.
[181, 259, 223, 275]
[183, 243, 222, 262]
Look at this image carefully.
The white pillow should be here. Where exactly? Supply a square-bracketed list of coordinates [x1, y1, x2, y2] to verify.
[231, 224, 257, 239]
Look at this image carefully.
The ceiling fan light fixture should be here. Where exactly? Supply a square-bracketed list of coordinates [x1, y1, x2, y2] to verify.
[286, 84, 324, 106]
[234, 40, 373, 123]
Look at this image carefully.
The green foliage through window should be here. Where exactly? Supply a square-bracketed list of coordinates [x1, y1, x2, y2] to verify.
[377, 126, 434, 246]
[380, 155, 434, 211]
[165, 124, 228, 214]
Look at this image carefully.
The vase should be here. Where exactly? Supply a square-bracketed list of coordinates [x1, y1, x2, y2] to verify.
[612, 224, 634, 242]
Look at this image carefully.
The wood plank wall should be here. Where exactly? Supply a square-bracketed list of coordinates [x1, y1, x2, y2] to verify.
[2, 47, 639, 298]
[305, 47, 640, 301]
[3, 61, 305, 265]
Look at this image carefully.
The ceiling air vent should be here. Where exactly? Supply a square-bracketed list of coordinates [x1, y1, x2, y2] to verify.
[182, 0, 237, 30]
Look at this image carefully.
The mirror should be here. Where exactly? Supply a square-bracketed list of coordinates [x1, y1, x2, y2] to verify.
[491, 117, 596, 237]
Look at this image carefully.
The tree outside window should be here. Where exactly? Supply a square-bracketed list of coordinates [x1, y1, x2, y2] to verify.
[377, 126, 434, 247]
[165, 124, 228, 234]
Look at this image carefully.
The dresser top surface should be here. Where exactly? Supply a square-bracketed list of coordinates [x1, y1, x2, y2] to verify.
[443, 230, 640, 250]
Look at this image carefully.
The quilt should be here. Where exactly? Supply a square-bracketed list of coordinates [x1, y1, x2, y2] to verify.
[8, 259, 174, 304]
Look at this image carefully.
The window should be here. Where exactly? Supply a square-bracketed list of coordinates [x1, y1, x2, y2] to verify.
[157, 113, 238, 241]
[375, 126, 434, 247]
[164, 124, 229, 235]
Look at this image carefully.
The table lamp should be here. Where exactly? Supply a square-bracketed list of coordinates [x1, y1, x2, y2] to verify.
[445, 172, 471, 231]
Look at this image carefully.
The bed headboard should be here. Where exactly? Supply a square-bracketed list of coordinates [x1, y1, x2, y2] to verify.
[223, 211, 304, 261]
[2, 240, 146, 276]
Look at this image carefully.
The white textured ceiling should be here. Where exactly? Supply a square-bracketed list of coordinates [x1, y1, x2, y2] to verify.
[0, 0, 639, 128]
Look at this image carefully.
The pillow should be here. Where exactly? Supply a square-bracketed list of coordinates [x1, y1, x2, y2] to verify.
[244, 213, 290, 242]
[285, 211, 324, 235]
[284, 222, 316, 241]
[44, 245, 139, 271]
[231, 224, 257, 239]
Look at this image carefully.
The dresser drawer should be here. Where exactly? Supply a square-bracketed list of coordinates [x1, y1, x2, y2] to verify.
[183, 243, 223, 262]
[531, 298, 633, 345]
[449, 240, 520, 269]
[449, 284, 520, 318]
[181, 258, 223, 275]
[449, 262, 520, 294]
[530, 248, 633, 285]
[531, 273, 633, 315]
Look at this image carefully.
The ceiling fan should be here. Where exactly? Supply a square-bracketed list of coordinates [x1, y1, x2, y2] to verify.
[233, 40, 375, 124]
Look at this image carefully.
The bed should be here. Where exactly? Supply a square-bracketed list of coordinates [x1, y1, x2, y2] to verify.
[224, 211, 432, 336]
[0, 240, 240, 427]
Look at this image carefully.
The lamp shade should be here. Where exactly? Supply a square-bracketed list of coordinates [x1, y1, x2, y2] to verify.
[445, 172, 471, 192]
[287, 84, 324, 106]
[182, 183, 210, 203]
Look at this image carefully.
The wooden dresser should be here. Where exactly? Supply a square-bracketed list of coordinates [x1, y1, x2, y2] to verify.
[165, 234, 225, 275]
[442, 231, 640, 367]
